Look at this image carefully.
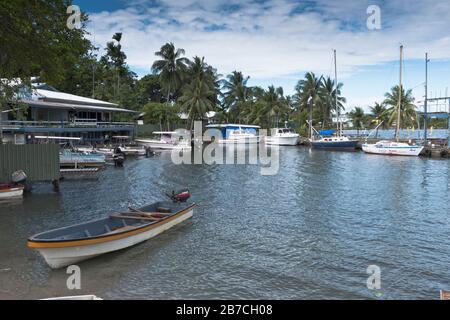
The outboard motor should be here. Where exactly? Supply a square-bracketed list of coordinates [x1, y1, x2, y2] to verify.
[11, 170, 27, 185]
[145, 147, 155, 158]
[11, 170, 30, 191]
[113, 154, 125, 167]
[167, 189, 191, 202]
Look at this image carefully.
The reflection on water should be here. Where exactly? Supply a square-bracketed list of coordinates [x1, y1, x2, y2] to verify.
[0, 147, 449, 299]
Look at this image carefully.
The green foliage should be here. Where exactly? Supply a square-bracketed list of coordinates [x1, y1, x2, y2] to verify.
[141, 102, 181, 131]
[348, 107, 367, 134]
[382, 85, 418, 129]
[151, 42, 189, 102]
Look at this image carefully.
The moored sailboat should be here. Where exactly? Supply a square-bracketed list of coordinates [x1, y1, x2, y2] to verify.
[362, 45, 424, 157]
[310, 50, 358, 151]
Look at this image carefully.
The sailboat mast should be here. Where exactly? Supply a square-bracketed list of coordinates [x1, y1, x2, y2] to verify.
[334, 49, 340, 135]
[396, 45, 403, 141]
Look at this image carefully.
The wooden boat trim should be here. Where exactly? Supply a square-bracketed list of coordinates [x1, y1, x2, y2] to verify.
[0, 186, 24, 193]
[27, 203, 196, 249]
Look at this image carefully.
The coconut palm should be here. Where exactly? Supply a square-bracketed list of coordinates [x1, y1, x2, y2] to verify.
[179, 78, 216, 129]
[221, 71, 250, 123]
[320, 76, 346, 128]
[349, 107, 366, 136]
[294, 72, 323, 111]
[151, 42, 189, 103]
[382, 85, 417, 129]
[369, 102, 388, 138]
[187, 56, 221, 107]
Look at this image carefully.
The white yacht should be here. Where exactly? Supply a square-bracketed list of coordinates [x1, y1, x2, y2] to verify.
[135, 131, 192, 151]
[265, 128, 299, 146]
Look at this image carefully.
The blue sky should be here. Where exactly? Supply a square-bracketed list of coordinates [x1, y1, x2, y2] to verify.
[73, 0, 450, 112]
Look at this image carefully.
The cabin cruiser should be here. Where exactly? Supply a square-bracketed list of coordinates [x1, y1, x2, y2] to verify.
[265, 128, 299, 146]
[136, 131, 192, 151]
[206, 124, 261, 144]
[362, 141, 424, 156]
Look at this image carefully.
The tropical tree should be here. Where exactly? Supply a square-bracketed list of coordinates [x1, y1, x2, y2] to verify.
[349, 107, 366, 135]
[151, 42, 189, 103]
[142, 102, 181, 131]
[293, 72, 324, 131]
[221, 71, 250, 123]
[179, 79, 216, 129]
[369, 102, 388, 137]
[382, 85, 418, 130]
[320, 76, 346, 128]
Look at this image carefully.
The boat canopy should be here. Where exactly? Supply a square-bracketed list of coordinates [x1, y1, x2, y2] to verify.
[319, 130, 336, 136]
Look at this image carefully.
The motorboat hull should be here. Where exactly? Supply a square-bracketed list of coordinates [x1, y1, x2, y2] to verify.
[135, 140, 192, 151]
[362, 144, 424, 156]
[28, 203, 195, 269]
[265, 135, 299, 146]
[0, 185, 24, 199]
[217, 136, 261, 145]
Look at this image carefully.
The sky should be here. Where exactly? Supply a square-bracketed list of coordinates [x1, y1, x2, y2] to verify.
[73, 0, 450, 112]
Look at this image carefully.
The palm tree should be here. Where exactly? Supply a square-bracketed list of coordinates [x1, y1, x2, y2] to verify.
[349, 107, 366, 136]
[151, 42, 189, 103]
[179, 78, 216, 129]
[369, 102, 387, 138]
[320, 76, 346, 128]
[221, 71, 250, 123]
[294, 72, 323, 132]
[187, 56, 221, 106]
[382, 85, 417, 129]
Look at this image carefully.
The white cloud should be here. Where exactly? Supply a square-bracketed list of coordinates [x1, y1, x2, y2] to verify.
[85, 0, 450, 108]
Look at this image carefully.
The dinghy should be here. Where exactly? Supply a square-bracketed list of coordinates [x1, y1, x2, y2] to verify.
[28, 200, 196, 269]
[0, 184, 24, 199]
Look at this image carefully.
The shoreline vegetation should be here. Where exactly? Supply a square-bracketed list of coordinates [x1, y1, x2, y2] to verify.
[1, 1, 446, 142]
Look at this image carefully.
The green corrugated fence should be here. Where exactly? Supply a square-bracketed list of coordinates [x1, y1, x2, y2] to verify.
[0, 144, 60, 182]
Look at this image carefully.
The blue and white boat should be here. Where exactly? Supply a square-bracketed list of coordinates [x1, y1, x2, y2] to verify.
[206, 124, 261, 144]
[311, 130, 359, 151]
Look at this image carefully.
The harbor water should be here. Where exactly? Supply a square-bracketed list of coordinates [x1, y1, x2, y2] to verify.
[0, 147, 449, 299]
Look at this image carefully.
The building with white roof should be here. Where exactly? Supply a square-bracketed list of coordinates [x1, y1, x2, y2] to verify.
[1, 84, 137, 144]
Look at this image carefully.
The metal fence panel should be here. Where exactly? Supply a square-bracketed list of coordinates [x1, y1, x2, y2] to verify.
[0, 144, 60, 182]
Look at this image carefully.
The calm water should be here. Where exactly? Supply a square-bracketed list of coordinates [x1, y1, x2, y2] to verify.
[0, 147, 449, 300]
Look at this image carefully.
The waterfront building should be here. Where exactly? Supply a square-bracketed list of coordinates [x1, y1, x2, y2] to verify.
[1, 84, 137, 144]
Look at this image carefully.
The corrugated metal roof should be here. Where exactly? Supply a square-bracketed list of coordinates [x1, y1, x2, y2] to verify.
[21, 99, 137, 113]
[34, 89, 118, 107]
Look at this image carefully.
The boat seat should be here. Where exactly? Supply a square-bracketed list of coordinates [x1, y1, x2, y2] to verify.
[157, 207, 171, 213]
[104, 225, 137, 235]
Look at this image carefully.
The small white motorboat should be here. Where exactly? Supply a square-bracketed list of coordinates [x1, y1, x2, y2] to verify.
[362, 140, 424, 156]
[0, 184, 25, 199]
[28, 194, 196, 269]
[136, 131, 192, 151]
[265, 128, 299, 146]
[116, 146, 146, 156]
